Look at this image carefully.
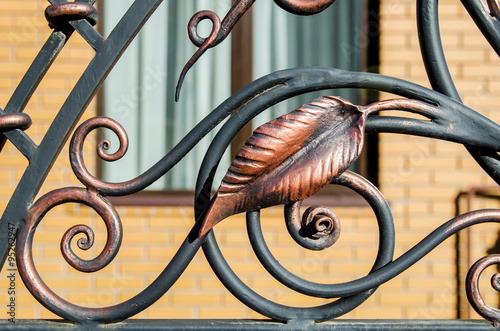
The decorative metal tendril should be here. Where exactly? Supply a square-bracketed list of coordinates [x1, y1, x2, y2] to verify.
[70, 117, 129, 193]
[6, 0, 500, 326]
[175, 0, 337, 101]
[17, 187, 123, 286]
[175, 0, 255, 101]
[285, 202, 341, 250]
[488, 0, 500, 19]
[466, 254, 500, 326]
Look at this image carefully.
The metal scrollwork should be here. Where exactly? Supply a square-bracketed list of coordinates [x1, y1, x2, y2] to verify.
[176, 0, 338, 100]
[285, 202, 342, 250]
[2, 0, 500, 327]
[70, 117, 129, 193]
[467, 255, 500, 326]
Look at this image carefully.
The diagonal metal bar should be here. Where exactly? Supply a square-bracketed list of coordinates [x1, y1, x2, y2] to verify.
[0, 0, 164, 271]
[68, 19, 103, 50]
[0, 30, 72, 157]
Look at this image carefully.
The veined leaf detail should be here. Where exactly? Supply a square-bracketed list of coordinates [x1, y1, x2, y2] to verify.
[198, 96, 368, 238]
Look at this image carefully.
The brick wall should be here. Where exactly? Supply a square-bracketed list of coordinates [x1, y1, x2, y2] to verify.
[0, 0, 499, 322]
[379, 0, 500, 319]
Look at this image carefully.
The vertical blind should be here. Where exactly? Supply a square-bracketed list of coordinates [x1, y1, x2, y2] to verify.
[102, 0, 363, 191]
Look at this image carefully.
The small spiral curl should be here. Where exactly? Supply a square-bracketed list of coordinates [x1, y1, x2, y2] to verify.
[61, 224, 98, 272]
[70, 117, 128, 192]
[188, 11, 222, 48]
[466, 254, 500, 327]
[97, 137, 126, 162]
[285, 202, 341, 250]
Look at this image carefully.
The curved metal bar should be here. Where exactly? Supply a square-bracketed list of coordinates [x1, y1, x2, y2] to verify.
[417, 0, 461, 100]
[21, 188, 122, 273]
[462, 0, 500, 57]
[418, 0, 500, 186]
[194, 68, 500, 214]
[175, 0, 256, 101]
[70, 117, 131, 193]
[17, 193, 204, 323]
[285, 202, 342, 250]
[201, 209, 500, 322]
[466, 254, 500, 326]
[202, 227, 380, 322]
[249, 171, 394, 299]
[0, 0, 165, 271]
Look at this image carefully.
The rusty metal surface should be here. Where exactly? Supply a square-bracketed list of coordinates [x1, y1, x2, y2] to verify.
[176, 0, 337, 100]
[0, 113, 31, 132]
[467, 255, 500, 327]
[45, 3, 98, 29]
[198, 96, 368, 238]
[0, 0, 498, 328]
[0, 319, 498, 330]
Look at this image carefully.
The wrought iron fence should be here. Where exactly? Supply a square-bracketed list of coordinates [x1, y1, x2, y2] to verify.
[1, 0, 500, 329]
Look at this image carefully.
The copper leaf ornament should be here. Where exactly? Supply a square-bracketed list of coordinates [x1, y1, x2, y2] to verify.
[198, 96, 371, 238]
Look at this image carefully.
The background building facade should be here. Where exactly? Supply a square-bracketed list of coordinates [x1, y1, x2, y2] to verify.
[0, 0, 499, 321]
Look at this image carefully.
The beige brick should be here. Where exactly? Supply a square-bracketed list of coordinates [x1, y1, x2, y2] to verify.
[171, 293, 220, 304]
[379, 292, 428, 306]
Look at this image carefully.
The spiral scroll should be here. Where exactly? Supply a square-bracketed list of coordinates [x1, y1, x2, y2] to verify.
[466, 255, 500, 326]
[285, 202, 342, 251]
[8, 0, 500, 325]
[16, 184, 204, 323]
[70, 117, 129, 193]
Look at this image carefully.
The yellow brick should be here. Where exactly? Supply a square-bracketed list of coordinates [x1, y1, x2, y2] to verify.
[95, 276, 142, 290]
[116, 247, 144, 259]
[353, 306, 404, 319]
[263, 247, 300, 260]
[171, 293, 219, 304]
[379, 292, 428, 305]
[122, 232, 168, 243]
[182, 262, 214, 274]
[407, 277, 455, 290]
[200, 277, 222, 289]
[149, 216, 192, 229]
[148, 247, 182, 259]
[303, 247, 352, 259]
[40, 309, 61, 319]
[120, 263, 166, 274]
[44, 278, 90, 289]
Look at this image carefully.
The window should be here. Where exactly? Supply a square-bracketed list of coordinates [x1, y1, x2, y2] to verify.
[100, 0, 377, 204]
